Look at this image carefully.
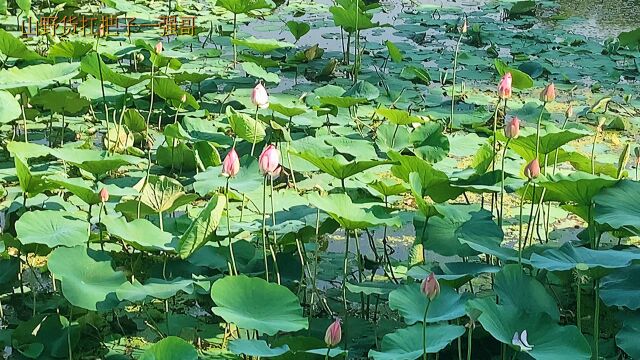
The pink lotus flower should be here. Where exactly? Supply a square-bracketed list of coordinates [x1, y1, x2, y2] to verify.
[524, 158, 540, 179]
[99, 188, 109, 203]
[504, 116, 520, 139]
[154, 42, 163, 54]
[540, 83, 556, 103]
[259, 145, 280, 175]
[498, 73, 512, 99]
[324, 318, 342, 347]
[251, 82, 269, 109]
[222, 148, 240, 177]
[420, 272, 440, 301]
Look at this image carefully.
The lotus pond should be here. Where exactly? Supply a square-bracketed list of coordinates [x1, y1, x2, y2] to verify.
[1, 0, 640, 358]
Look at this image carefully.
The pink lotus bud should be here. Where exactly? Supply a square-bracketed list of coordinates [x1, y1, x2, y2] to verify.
[524, 158, 540, 180]
[565, 105, 573, 118]
[504, 116, 520, 139]
[222, 148, 240, 177]
[251, 82, 269, 109]
[269, 165, 282, 180]
[498, 73, 512, 99]
[420, 272, 440, 301]
[324, 318, 342, 347]
[154, 42, 163, 54]
[259, 145, 280, 175]
[540, 83, 556, 103]
[99, 188, 109, 203]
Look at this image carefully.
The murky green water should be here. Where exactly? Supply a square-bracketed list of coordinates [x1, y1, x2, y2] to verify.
[556, 0, 640, 39]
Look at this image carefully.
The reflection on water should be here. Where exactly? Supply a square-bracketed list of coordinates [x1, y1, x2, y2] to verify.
[556, 0, 640, 39]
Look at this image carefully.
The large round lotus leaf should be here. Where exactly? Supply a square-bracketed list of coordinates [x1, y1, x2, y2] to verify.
[529, 243, 640, 278]
[594, 180, 640, 234]
[293, 150, 390, 180]
[616, 311, 640, 359]
[497, 124, 590, 160]
[102, 216, 175, 252]
[116, 278, 194, 302]
[139, 336, 198, 360]
[599, 265, 640, 310]
[494, 264, 560, 320]
[368, 324, 465, 360]
[48, 246, 126, 311]
[388, 282, 468, 324]
[467, 298, 591, 360]
[537, 172, 618, 205]
[30, 87, 90, 115]
[229, 339, 290, 357]
[0, 63, 79, 89]
[307, 192, 400, 230]
[16, 210, 89, 248]
[210, 275, 308, 335]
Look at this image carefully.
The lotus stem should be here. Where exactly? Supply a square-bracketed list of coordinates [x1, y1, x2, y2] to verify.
[325, 346, 331, 360]
[593, 279, 600, 360]
[251, 106, 259, 156]
[225, 178, 238, 275]
[20, 101, 28, 143]
[232, 13, 237, 65]
[467, 322, 473, 360]
[518, 181, 531, 268]
[68, 307, 73, 360]
[449, 32, 463, 132]
[146, 61, 155, 131]
[576, 276, 582, 332]
[342, 229, 350, 351]
[499, 138, 511, 227]
[270, 175, 281, 285]
[591, 130, 598, 175]
[490, 102, 500, 215]
[534, 101, 547, 160]
[262, 175, 269, 282]
[422, 301, 431, 360]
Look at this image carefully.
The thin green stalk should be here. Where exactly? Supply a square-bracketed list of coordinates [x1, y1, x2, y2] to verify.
[146, 61, 155, 131]
[68, 307, 73, 360]
[449, 32, 464, 132]
[576, 277, 582, 332]
[269, 175, 281, 285]
[534, 101, 547, 159]
[591, 130, 599, 175]
[499, 138, 511, 227]
[225, 178, 238, 275]
[467, 324, 473, 360]
[422, 302, 431, 360]
[232, 14, 238, 65]
[262, 176, 269, 282]
[251, 106, 259, 156]
[21, 101, 28, 143]
[325, 346, 331, 360]
[342, 229, 350, 351]
[518, 181, 532, 268]
[593, 279, 600, 360]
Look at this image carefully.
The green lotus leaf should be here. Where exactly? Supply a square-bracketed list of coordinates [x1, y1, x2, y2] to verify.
[293, 150, 390, 180]
[232, 36, 293, 52]
[286, 21, 311, 41]
[269, 102, 307, 118]
[495, 59, 533, 89]
[368, 324, 465, 359]
[385, 40, 403, 63]
[537, 171, 618, 205]
[14, 155, 56, 198]
[376, 107, 423, 126]
[494, 264, 560, 320]
[228, 108, 266, 145]
[102, 216, 175, 252]
[229, 339, 290, 357]
[343, 80, 379, 101]
[241, 62, 280, 83]
[48, 246, 126, 311]
[409, 122, 450, 163]
[0, 28, 42, 60]
[0, 63, 79, 90]
[529, 243, 640, 278]
[149, 77, 199, 109]
[193, 155, 263, 196]
[467, 298, 590, 360]
[47, 175, 101, 205]
[139, 336, 198, 360]
[616, 311, 640, 358]
[407, 262, 500, 289]
[346, 281, 398, 296]
[31, 87, 90, 115]
[0, 90, 21, 124]
[81, 52, 144, 89]
[594, 180, 640, 234]
[307, 192, 401, 229]
[388, 282, 468, 324]
[498, 124, 591, 160]
[176, 195, 226, 259]
[116, 278, 194, 302]
[329, 2, 377, 33]
[48, 40, 93, 59]
[210, 275, 308, 335]
[51, 148, 143, 176]
[16, 211, 88, 248]
[599, 265, 640, 310]
[318, 96, 367, 108]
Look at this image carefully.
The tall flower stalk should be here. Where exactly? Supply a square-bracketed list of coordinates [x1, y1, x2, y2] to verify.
[251, 81, 269, 156]
[519, 159, 540, 267]
[500, 116, 520, 227]
[449, 17, 467, 132]
[222, 147, 240, 275]
[259, 145, 280, 282]
[421, 273, 440, 360]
